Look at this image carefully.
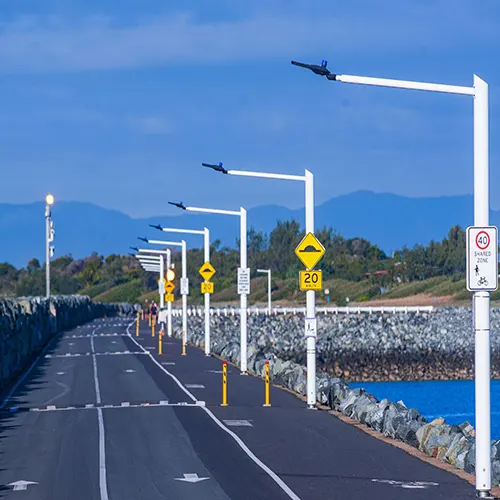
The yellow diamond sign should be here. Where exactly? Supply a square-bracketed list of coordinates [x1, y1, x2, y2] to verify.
[165, 281, 175, 294]
[295, 232, 325, 270]
[199, 261, 216, 281]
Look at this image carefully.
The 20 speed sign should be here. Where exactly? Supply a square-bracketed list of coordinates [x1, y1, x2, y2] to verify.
[466, 226, 498, 291]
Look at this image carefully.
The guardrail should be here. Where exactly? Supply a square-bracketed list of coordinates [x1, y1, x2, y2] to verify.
[169, 305, 434, 317]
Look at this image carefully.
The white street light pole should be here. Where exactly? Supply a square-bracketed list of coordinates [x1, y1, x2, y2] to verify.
[153, 226, 211, 356]
[140, 239, 188, 346]
[257, 269, 272, 314]
[205, 167, 315, 406]
[292, 60, 491, 496]
[45, 194, 55, 298]
[173, 205, 249, 374]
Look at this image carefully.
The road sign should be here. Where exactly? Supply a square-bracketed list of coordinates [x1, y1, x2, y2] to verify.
[299, 270, 323, 291]
[199, 261, 216, 281]
[466, 226, 498, 291]
[165, 293, 175, 302]
[295, 232, 325, 270]
[201, 282, 214, 294]
[158, 278, 166, 294]
[305, 317, 317, 338]
[237, 267, 250, 294]
[165, 281, 175, 294]
[180, 277, 189, 295]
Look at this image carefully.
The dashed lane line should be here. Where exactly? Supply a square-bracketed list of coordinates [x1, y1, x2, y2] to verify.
[45, 351, 147, 358]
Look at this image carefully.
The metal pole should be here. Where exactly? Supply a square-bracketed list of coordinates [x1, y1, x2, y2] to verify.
[45, 205, 50, 298]
[473, 75, 491, 496]
[305, 169, 316, 409]
[204, 228, 211, 356]
[166, 249, 172, 338]
[159, 255, 165, 335]
[268, 270, 272, 315]
[181, 240, 187, 353]
[240, 207, 248, 374]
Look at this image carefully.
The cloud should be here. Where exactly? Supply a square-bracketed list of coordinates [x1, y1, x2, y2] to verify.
[0, 2, 496, 72]
[126, 115, 173, 135]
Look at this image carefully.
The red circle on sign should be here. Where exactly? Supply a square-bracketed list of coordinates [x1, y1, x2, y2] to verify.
[476, 231, 490, 250]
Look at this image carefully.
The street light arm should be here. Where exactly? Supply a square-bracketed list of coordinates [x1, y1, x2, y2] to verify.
[202, 162, 227, 174]
[186, 206, 241, 217]
[168, 201, 186, 210]
[227, 169, 305, 182]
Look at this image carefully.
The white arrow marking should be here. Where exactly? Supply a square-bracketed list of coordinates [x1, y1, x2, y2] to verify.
[175, 473, 209, 483]
[8, 480, 38, 491]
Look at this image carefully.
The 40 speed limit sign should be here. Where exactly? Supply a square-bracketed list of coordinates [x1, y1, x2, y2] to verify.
[299, 270, 323, 291]
[466, 226, 498, 291]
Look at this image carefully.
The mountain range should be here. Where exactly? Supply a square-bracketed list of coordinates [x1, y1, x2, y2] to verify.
[0, 191, 489, 267]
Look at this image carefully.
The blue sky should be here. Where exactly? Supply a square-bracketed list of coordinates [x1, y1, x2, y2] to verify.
[0, 0, 499, 217]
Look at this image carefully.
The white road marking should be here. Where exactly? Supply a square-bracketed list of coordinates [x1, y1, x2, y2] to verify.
[57, 372, 65, 375]
[27, 401, 196, 412]
[186, 384, 205, 389]
[126, 322, 301, 500]
[46, 351, 145, 358]
[125, 369, 136, 373]
[371, 479, 439, 489]
[68, 343, 74, 346]
[8, 480, 38, 491]
[175, 473, 209, 483]
[91, 327, 109, 500]
[162, 362, 176, 366]
[223, 420, 253, 427]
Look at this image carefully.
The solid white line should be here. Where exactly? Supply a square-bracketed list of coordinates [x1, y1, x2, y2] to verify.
[125, 322, 301, 500]
[91, 327, 109, 500]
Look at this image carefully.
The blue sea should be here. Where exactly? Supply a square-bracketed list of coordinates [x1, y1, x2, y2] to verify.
[349, 380, 500, 440]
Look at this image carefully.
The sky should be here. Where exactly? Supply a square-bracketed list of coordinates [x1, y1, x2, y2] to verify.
[0, 0, 499, 217]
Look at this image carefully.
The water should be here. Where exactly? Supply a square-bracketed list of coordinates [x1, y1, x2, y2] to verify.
[349, 379, 500, 439]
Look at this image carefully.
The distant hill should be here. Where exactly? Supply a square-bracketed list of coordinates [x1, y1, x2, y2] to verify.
[0, 191, 489, 267]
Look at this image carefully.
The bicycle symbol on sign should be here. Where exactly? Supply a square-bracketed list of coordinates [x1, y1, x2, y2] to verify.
[478, 276, 489, 287]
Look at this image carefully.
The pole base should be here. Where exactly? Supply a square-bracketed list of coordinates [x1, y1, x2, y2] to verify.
[263, 404, 271, 407]
[220, 404, 228, 407]
[307, 405, 318, 410]
[476, 491, 494, 499]
[240, 371, 248, 376]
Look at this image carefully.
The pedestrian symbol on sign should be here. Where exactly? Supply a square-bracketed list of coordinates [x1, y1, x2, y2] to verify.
[475, 265, 479, 276]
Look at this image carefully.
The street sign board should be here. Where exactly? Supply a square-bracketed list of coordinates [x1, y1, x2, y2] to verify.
[295, 232, 325, 270]
[237, 267, 250, 294]
[180, 277, 189, 295]
[299, 270, 323, 291]
[158, 278, 166, 294]
[305, 317, 317, 338]
[201, 282, 214, 294]
[165, 293, 175, 302]
[165, 281, 175, 294]
[466, 226, 498, 291]
[199, 261, 216, 281]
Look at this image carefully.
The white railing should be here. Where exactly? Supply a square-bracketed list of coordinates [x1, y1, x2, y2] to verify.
[170, 305, 434, 317]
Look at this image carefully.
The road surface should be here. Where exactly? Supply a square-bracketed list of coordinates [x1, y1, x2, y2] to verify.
[0, 316, 479, 499]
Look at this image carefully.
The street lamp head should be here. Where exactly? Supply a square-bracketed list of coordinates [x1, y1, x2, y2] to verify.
[45, 194, 55, 205]
[168, 201, 186, 210]
[202, 162, 227, 174]
[149, 224, 163, 231]
[291, 60, 336, 79]
[129, 246, 139, 252]
[137, 236, 149, 243]
[128, 252, 136, 257]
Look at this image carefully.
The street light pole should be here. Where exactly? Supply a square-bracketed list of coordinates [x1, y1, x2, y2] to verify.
[45, 194, 55, 298]
[292, 59, 492, 496]
[150, 226, 212, 355]
[202, 163, 317, 407]
[257, 269, 272, 314]
[168, 203, 249, 374]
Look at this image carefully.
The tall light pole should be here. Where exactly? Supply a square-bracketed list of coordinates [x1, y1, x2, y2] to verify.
[168, 201, 249, 375]
[203, 162, 317, 409]
[138, 238, 188, 350]
[150, 225, 212, 356]
[45, 194, 55, 298]
[292, 59, 492, 496]
[257, 269, 272, 314]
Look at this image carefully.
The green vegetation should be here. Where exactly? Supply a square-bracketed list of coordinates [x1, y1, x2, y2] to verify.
[0, 221, 473, 305]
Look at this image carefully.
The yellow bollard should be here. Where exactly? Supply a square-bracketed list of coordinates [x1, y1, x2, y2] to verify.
[152, 319, 155, 337]
[263, 361, 271, 407]
[141, 310, 144, 321]
[148, 313, 151, 327]
[158, 329, 163, 354]
[221, 361, 228, 406]
[136, 313, 140, 337]
[181, 331, 186, 356]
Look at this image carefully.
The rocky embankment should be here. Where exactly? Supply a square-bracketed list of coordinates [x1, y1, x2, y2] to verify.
[171, 307, 500, 484]
[0, 295, 134, 395]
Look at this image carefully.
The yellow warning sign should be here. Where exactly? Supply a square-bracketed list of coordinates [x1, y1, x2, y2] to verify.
[294, 232, 325, 270]
[201, 282, 214, 294]
[299, 270, 323, 291]
[199, 261, 216, 281]
[165, 293, 175, 302]
[165, 281, 175, 294]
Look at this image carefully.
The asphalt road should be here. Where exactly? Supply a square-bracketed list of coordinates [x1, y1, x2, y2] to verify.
[0, 316, 480, 499]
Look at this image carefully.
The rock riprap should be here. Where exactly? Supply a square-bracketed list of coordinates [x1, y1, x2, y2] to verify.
[0, 295, 133, 395]
[170, 307, 500, 485]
